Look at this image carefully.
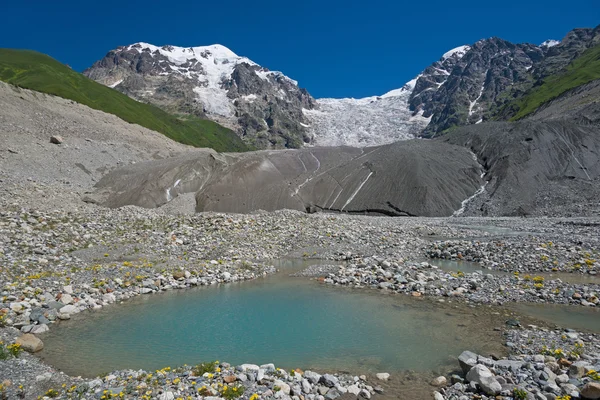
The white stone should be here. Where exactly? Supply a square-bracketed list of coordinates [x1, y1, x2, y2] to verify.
[466, 364, 502, 395]
[274, 380, 291, 395]
[63, 285, 73, 294]
[59, 305, 79, 314]
[376, 373, 390, 381]
[31, 324, 49, 334]
[102, 293, 116, 304]
[60, 294, 74, 305]
[347, 385, 360, 395]
[158, 392, 175, 400]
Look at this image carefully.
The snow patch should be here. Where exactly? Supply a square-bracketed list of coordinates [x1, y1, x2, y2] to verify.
[341, 171, 374, 211]
[540, 40, 560, 48]
[109, 79, 123, 88]
[468, 72, 487, 117]
[442, 45, 471, 61]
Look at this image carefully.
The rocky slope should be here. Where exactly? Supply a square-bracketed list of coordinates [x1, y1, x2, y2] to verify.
[442, 120, 600, 216]
[84, 43, 316, 149]
[0, 81, 190, 191]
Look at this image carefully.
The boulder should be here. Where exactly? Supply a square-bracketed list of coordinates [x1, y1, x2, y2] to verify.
[375, 373, 390, 381]
[50, 135, 64, 144]
[15, 334, 44, 353]
[274, 380, 291, 395]
[458, 351, 479, 373]
[304, 371, 321, 384]
[431, 376, 447, 387]
[466, 364, 502, 395]
[320, 374, 339, 387]
[581, 382, 600, 399]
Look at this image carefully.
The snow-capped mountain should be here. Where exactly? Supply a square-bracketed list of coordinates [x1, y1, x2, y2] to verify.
[85, 26, 600, 149]
[303, 45, 471, 146]
[84, 42, 316, 148]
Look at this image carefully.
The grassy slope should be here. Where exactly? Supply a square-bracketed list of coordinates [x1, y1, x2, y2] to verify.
[0, 49, 249, 152]
[508, 44, 600, 120]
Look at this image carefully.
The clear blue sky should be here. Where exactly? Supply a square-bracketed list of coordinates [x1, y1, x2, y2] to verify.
[2, 0, 598, 98]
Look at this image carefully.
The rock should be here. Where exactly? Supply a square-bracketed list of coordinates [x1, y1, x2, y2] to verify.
[466, 364, 502, 395]
[434, 392, 445, 400]
[63, 285, 73, 294]
[318, 386, 329, 395]
[15, 333, 44, 352]
[102, 293, 116, 304]
[432, 376, 447, 387]
[302, 379, 312, 394]
[569, 364, 586, 379]
[223, 375, 237, 383]
[359, 389, 371, 399]
[581, 382, 600, 399]
[376, 373, 390, 381]
[347, 385, 360, 396]
[172, 271, 185, 280]
[274, 380, 291, 395]
[59, 304, 79, 314]
[305, 371, 321, 384]
[239, 364, 260, 372]
[458, 351, 479, 373]
[50, 135, 64, 144]
[60, 294, 74, 305]
[320, 374, 339, 387]
[10, 302, 25, 313]
[158, 392, 175, 400]
[30, 324, 49, 334]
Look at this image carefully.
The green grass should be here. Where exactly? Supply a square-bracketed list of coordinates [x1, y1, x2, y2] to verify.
[508, 44, 600, 120]
[0, 49, 249, 152]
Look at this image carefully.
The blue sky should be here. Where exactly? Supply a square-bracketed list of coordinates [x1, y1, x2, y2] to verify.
[1, 0, 598, 98]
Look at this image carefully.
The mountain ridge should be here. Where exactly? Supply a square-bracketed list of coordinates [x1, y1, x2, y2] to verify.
[83, 25, 599, 148]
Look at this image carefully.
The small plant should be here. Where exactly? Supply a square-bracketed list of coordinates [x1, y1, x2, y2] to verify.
[45, 388, 60, 398]
[533, 276, 545, 283]
[219, 384, 244, 400]
[513, 387, 528, 400]
[7, 343, 21, 357]
[587, 370, 600, 381]
[571, 342, 584, 357]
[197, 386, 211, 396]
[249, 394, 259, 400]
[556, 396, 571, 400]
[192, 361, 218, 376]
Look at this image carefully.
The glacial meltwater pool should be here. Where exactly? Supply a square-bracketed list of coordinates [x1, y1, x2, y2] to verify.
[39, 259, 510, 378]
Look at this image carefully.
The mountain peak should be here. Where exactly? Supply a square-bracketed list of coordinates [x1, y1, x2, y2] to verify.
[128, 42, 244, 63]
[442, 45, 471, 61]
[540, 39, 560, 48]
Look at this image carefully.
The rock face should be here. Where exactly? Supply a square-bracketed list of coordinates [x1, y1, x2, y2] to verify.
[442, 120, 600, 216]
[87, 140, 484, 217]
[84, 43, 316, 149]
[16, 333, 44, 353]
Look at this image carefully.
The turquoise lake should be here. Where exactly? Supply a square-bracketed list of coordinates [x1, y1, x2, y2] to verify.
[39, 259, 600, 378]
[39, 260, 506, 377]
